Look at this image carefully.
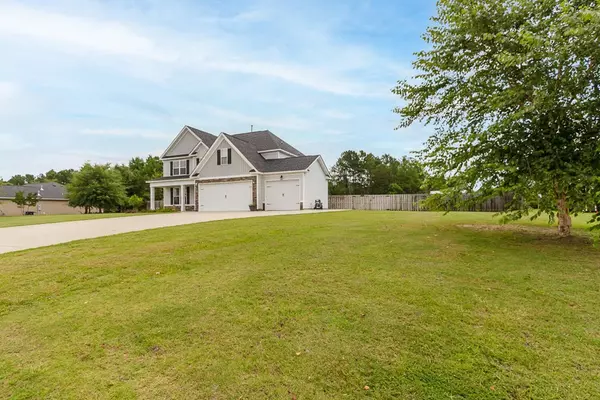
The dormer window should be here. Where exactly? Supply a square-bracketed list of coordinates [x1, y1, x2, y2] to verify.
[217, 148, 232, 165]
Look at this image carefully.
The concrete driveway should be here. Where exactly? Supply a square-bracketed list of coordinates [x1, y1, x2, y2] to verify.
[0, 210, 339, 254]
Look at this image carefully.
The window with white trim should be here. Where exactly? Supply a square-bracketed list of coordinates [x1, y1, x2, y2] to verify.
[173, 187, 180, 205]
[220, 148, 229, 165]
[172, 160, 188, 176]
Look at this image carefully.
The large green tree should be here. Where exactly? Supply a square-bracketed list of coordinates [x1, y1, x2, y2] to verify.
[7, 169, 75, 186]
[54, 169, 75, 185]
[67, 163, 126, 213]
[329, 150, 426, 195]
[8, 175, 26, 186]
[115, 155, 163, 202]
[394, 0, 600, 236]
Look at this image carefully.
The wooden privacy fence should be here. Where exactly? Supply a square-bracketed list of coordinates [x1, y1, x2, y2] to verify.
[328, 194, 513, 212]
[329, 194, 428, 211]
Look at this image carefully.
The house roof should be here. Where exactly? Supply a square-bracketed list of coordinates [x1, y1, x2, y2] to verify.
[223, 133, 268, 171]
[232, 130, 304, 156]
[260, 155, 320, 173]
[0, 182, 68, 200]
[186, 125, 217, 147]
[222, 133, 319, 173]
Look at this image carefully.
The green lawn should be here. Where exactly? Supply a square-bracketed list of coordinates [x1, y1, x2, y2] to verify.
[1, 211, 599, 399]
[437, 210, 596, 230]
[0, 213, 146, 228]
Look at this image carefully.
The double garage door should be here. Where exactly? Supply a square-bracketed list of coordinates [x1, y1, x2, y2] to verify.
[199, 181, 252, 212]
[198, 179, 301, 211]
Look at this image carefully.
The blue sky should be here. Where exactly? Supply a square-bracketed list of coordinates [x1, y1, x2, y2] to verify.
[0, 0, 436, 178]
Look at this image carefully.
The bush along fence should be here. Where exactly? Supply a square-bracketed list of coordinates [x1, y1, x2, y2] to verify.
[328, 194, 514, 212]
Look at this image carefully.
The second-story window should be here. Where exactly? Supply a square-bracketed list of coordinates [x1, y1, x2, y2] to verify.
[220, 149, 229, 165]
[172, 160, 188, 175]
[217, 148, 231, 165]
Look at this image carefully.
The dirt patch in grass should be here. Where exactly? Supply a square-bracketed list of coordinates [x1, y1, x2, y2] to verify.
[457, 223, 592, 243]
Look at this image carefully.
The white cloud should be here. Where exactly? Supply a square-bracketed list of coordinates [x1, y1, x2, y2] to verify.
[0, 82, 19, 105]
[0, 3, 176, 62]
[57, 148, 161, 165]
[205, 106, 315, 132]
[0, 82, 27, 116]
[0, 3, 400, 96]
[321, 109, 353, 120]
[81, 128, 172, 140]
[201, 60, 377, 96]
[322, 129, 346, 136]
[0, 81, 43, 120]
[0, 133, 32, 152]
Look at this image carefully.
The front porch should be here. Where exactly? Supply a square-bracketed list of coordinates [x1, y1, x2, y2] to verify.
[149, 180, 196, 212]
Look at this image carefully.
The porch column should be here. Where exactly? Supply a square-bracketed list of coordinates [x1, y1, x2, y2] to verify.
[194, 184, 197, 211]
[180, 184, 185, 212]
[150, 186, 156, 210]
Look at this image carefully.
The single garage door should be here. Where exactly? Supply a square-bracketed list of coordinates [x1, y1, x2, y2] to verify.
[199, 181, 252, 211]
[266, 179, 300, 211]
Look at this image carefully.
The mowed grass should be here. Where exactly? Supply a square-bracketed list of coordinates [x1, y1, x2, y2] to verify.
[0, 213, 147, 228]
[0, 211, 599, 399]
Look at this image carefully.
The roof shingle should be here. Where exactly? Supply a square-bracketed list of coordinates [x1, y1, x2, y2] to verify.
[232, 130, 304, 156]
[222, 133, 319, 172]
[186, 125, 218, 147]
[260, 155, 320, 173]
[0, 182, 68, 200]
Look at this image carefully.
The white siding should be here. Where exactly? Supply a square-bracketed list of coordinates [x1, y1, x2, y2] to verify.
[304, 161, 329, 209]
[198, 143, 254, 178]
[164, 131, 199, 157]
[194, 146, 208, 160]
[261, 150, 291, 160]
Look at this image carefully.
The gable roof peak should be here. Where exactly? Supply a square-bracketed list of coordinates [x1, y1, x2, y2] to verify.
[185, 125, 218, 147]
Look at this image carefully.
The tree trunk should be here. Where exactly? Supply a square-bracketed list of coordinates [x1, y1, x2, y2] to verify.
[557, 193, 572, 237]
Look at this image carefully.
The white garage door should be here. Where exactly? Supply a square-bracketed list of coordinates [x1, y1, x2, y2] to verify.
[199, 181, 252, 212]
[266, 179, 300, 211]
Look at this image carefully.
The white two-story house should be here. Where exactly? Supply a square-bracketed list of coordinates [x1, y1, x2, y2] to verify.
[147, 125, 329, 212]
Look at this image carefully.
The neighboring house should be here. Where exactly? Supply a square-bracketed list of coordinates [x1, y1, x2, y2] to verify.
[0, 182, 82, 216]
[147, 125, 329, 212]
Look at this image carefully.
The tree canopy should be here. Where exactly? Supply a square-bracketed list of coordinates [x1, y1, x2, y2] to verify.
[394, 0, 600, 236]
[5, 156, 161, 212]
[7, 169, 75, 186]
[329, 150, 426, 195]
[115, 156, 163, 201]
[67, 163, 126, 213]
